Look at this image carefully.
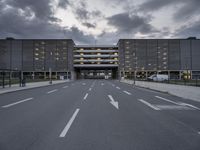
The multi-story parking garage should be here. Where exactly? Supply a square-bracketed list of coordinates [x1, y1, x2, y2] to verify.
[0, 37, 200, 80]
[74, 45, 118, 79]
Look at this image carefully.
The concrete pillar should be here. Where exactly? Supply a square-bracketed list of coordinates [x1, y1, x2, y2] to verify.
[71, 71, 76, 81]
[145, 71, 148, 80]
[55, 72, 58, 79]
[168, 71, 170, 80]
[179, 71, 181, 80]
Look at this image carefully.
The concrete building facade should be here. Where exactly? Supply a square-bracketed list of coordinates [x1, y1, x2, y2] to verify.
[0, 38, 200, 80]
[118, 38, 200, 80]
[0, 38, 74, 80]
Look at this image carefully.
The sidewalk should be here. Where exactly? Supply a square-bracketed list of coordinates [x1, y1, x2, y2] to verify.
[0, 80, 70, 95]
[121, 79, 200, 102]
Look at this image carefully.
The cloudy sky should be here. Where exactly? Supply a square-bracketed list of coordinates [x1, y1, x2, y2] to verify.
[0, 0, 200, 44]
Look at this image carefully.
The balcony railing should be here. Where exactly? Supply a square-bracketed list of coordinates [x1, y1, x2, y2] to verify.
[74, 54, 118, 58]
[74, 59, 118, 62]
[74, 50, 118, 53]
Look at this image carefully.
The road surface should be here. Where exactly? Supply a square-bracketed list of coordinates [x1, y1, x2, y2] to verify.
[0, 80, 200, 150]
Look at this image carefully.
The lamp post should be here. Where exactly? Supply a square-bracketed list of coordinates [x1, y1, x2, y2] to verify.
[49, 51, 53, 84]
[133, 57, 137, 85]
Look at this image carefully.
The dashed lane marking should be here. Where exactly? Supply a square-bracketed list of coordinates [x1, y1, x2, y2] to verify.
[123, 91, 132, 95]
[47, 89, 58, 94]
[59, 108, 80, 138]
[2, 98, 34, 108]
[83, 93, 89, 100]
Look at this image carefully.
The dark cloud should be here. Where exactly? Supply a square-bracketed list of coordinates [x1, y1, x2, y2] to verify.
[107, 13, 157, 34]
[174, 21, 200, 38]
[82, 22, 96, 28]
[58, 0, 69, 9]
[139, 0, 200, 22]
[0, 0, 96, 44]
[73, 1, 103, 23]
[63, 26, 95, 44]
[139, 0, 175, 12]
[6, 0, 56, 21]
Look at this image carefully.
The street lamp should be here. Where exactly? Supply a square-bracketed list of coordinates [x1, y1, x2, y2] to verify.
[133, 57, 137, 85]
[49, 51, 53, 84]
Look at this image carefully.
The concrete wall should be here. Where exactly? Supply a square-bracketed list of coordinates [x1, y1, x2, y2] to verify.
[121, 79, 200, 102]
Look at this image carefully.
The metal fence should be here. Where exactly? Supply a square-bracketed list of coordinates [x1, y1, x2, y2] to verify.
[0, 69, 22, 88]
[125, 78, 200, 87]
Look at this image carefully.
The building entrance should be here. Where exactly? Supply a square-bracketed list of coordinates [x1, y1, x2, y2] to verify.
[75, 68, 118, 79]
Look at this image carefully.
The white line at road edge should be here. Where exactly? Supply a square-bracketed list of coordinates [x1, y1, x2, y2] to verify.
[59, 108, 80, 138]
[2, 98, 34, 108]
[83, 93, 89, 100]
[138, 99, 160, 110]
[47, 89, 58, 94]
[123, 91, 132, 95]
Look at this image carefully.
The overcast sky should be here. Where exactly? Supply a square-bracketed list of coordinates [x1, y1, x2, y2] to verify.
[0, 0, 200, 44]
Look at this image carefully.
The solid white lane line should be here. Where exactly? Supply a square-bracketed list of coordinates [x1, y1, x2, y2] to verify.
[138, 99, 160, 110]
[155, 96, 179, 105]
[59, 108, 80, 138]
[47, 89, 58, 94]
[2, 98, 34, 108]
[63, 86, 68, 89]
[116, 87, 120, 89]
[83, 93, 89, 100]
[89, 88, 92, 91]
[123, 91, 132, 95]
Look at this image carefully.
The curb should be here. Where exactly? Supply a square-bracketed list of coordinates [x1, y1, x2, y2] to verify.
[0, 81, 70, 95]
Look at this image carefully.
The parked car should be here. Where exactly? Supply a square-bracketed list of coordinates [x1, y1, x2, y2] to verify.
[148, 74, 169, 81]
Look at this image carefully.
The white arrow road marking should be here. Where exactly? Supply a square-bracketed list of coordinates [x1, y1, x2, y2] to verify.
[47, 89, 58, 94]
[138, 99, 160, 110]
[2, 98, 34, 108]
[108, 95, 119, 109]
[123, 91, 132, 95]
[155, 96, 179, 105]
[155, 96, 200, 110]
[59, 108, 80, 137]
[177, 102, 200, 110]
[83, 93, 89, 100]
[116, 87, 120, 89]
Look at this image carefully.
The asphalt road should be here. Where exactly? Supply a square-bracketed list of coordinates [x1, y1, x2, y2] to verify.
[0, 79, 200, 150]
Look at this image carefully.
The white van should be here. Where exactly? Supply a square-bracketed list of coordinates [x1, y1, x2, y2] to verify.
[148, 74, 168, 81]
